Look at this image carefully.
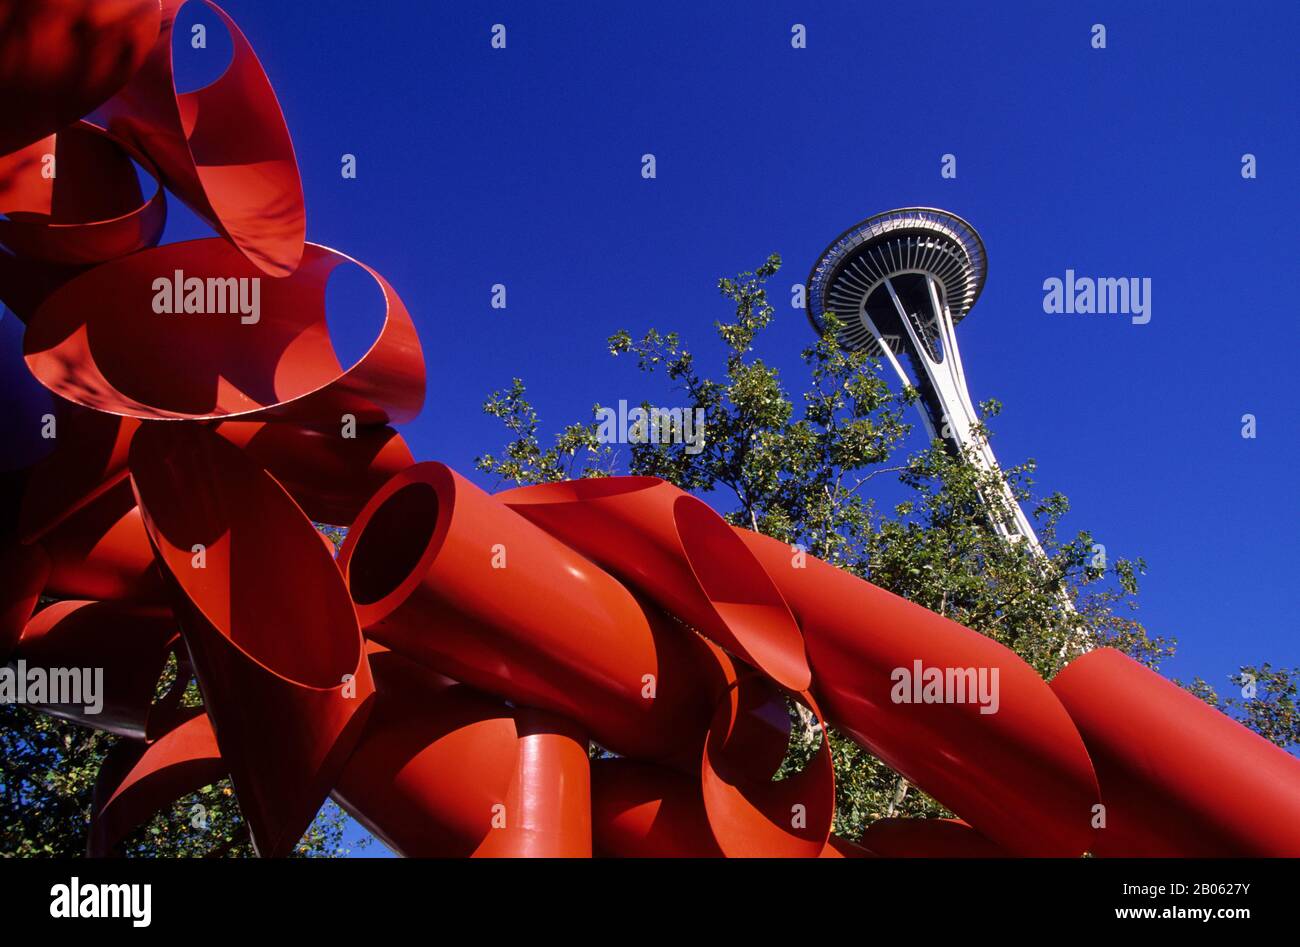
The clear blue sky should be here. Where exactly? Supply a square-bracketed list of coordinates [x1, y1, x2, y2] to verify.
[159, 0, 1297, 847]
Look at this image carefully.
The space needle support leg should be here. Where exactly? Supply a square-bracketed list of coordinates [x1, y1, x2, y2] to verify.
[885, 276, 1043, 551]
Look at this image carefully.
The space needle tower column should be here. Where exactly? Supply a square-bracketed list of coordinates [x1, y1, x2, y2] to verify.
[806, 208, 1042, 550]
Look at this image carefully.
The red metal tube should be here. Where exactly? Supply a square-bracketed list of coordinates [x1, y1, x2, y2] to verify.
[338, 462, 723, 763]
[1051, 647, 1300, 856]
[591, 757, 724, 857]
[0, 540, 48, 660]
[592, 755, 848, 859]
[498, 477, 812, 694]
[334, 645, 591, 857]
[471, 707, 591, 858]
[734, 526, 1101, 857]
[15, 409, 139, 544]
[493, 477, 835, 855]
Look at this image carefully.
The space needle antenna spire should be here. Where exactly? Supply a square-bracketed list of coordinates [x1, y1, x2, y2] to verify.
[806, 207, 1043, 552]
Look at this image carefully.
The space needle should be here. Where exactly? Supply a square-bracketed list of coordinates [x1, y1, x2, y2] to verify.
[805, 207, 1042, 551]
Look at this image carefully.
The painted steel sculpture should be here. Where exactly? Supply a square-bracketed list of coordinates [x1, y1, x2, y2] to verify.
[2, 0, 1298, 859]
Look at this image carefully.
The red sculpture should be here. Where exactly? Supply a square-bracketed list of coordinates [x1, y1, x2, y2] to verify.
[96, 0, 305, 276]
[128, 422, 375, 857]
[2, 0, 1298, 859]
[0, 121, 166, 265]
[24, 238, 425, 424]
[0, 0, 162, 158]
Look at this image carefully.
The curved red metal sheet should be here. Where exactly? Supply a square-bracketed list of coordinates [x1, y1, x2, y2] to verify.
[0, 121, 166, 264]
[494, 477, 834, 854]
[1051, 647, 1300, 856]
[24, 238, 425, 424]
[13, 599, 185, 740]
[97, 0, 304, 276]
[859, 818, 1010, 858]
[701, 673, 833, 857]
[332, 645, 520, 856]
[88, 706, 226, 857]
[498, 477, 812, 694]
[334, 645, 591, 857]
[12, 410, 407, 542]
[128, 422, 375, 857]
[16, 409, 138, 543]
[591, 757, 724, 857]
[733, 526, 1101, 857]
[338, 462, 722, 763]
[0, 0, 162, 158]
[592, 753, 840, 859]
[0, 540, 49, 660]
[38, 478, 165, 603]
[215, 421, 414, 526]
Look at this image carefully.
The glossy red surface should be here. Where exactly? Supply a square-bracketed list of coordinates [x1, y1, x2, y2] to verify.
[591, 757, 724, 858]
[97, 0, 304, 275]
[335, 644, 592, 857]
[38, 479, 165, 603]
[15, 409, 139, 543]
[215, 421, 414, 526]
[339, 462, 721, 763]
[499, 477, 812, 693]
[1051, 647, 1300, 856]
[497, 476, 833, 855]
[701, 672, 833, 857]
[128, 423, 374, 857]
[88, 706, 226, 857]
[0, 121, 165, 264]
[734, 525, 1101, 857]
[24, 238, 425, 424]
[332, 646, 524, 857]
[14, 599, 185, 740]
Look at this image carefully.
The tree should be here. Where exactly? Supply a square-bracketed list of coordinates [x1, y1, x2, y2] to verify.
[0, 666, 356, 857]
[1181, 664, 1299, 752]
[477, 252, 1296, 840]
